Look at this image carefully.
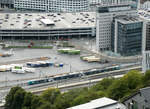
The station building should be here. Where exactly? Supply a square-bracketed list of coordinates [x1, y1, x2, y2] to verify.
[111, 15, 144, 56]
[96, 4, 137, 51]
[0, 12, 96, 40]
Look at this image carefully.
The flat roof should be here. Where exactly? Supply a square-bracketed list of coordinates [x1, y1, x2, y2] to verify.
[0, 12, 96, 30]
[67, 97, 119, 109]
[40, 19, 54, 25]
[116, 15, 143, 24]
[138, 9, 150, 21]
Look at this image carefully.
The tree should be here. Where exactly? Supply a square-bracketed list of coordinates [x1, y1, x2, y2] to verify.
[143, 70, 150, 86]
[40, 88, 60, 104]
[37, 102, 52, 109]
[54, 88, 88, 109]
[123, 70, 143, 90]
[22, 92, 34, 109]
[31, 95, 43, 109]
[5, 86, 25, 109]
[107, 70, 142, 100]
[90, 77, 115, 92]
[107, 78, 129, 100]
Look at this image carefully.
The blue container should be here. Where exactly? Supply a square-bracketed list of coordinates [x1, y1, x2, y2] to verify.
[59, 63, 63, 67]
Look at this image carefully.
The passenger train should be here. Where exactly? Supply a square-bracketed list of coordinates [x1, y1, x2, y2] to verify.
[27, 65, 120, 85]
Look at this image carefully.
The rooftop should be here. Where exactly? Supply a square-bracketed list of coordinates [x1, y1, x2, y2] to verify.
[0, 12, 96, 30]
[138, 9, 150, 21]
[97, 4, 135, 13]
[123, 87, 150, 106]
[67, 97, 126, 109]
[139, 87, 150, 106]
[116, 15, 143, 24]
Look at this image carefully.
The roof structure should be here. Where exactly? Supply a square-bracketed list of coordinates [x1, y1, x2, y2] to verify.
[123, 86, 150, 107]
[139, 87, 150, 106]
[67, 97, 126, 109]
[0, 12, 95, 30]
[115, 15, 143, 24]
[138, 9, 150, 21]
[40, 19, 55, 26]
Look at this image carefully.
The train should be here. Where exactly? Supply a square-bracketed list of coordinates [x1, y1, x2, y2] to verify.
[27, 65, 120, 85]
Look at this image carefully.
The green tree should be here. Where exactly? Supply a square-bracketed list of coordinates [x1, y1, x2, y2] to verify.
[143, 70, 150, 86]
[40, 88, 60, 104]
[90, 77, 115, 92]
[108, 70, 142, 100]
[5, 86, 25, 109]
[37, 102, 52, 109]
[123, 70, 142, 90]
[22, 92, 33, 109]
[54, 88, 88, 109]
[31, 95, 43, 109]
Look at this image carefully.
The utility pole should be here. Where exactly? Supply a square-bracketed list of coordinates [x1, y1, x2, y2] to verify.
[70, 64, 72, 72]
[5, 72, 7, 87]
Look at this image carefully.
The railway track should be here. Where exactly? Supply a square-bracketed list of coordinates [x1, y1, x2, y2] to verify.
[28, 66, 142, 94]
[0, 65, 142, 102]
[0, 65, 141, 91]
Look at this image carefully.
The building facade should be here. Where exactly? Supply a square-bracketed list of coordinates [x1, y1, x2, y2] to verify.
[142, 22, 150, 72]
[14, 0, 89, 12]
[96, 4, 137, 51]
[112, 16, 143, 56]
[140, 10, 150, 72]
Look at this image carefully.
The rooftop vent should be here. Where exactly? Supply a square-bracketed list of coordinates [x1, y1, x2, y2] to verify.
[40, 19, 55, 26]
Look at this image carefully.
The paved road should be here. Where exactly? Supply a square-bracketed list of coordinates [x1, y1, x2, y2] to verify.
[69, 38, 142, 63]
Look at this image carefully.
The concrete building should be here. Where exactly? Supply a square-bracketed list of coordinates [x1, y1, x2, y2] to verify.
[139, 9, 150, 72]
[123, 87, 150, 109]
[67, 97, 127, 109]
[0, 12, 96, 40]
[112, 15, 144, 56]
[14, 0, 89, 12]
[96, 4, 137, 51]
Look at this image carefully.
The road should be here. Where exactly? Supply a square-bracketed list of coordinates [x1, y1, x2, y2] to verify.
[69, 38, 142, 63]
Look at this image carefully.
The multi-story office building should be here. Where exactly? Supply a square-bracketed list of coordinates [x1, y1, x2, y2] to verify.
[14, 0, 89, 12]
[111, 15, 143, 56]
[140, 10, 150, 72]
[96, 4, 137, 51]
